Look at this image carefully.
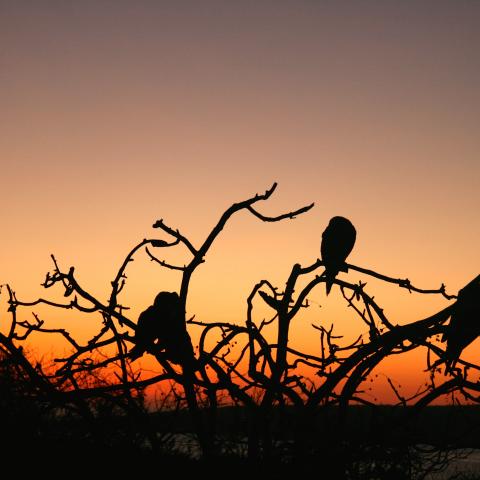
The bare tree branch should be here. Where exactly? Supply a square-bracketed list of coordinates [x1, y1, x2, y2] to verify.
[246, 202, 314, 222]
[346, 262, 457, 300]
[152, 219, 198, 255]
[145, 246, 187, 271]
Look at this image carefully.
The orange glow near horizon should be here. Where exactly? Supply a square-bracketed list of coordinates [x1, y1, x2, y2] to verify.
[1, 1, 479, 404]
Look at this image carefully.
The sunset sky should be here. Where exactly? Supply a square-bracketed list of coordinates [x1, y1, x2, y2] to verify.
[1, 1, 479, 402]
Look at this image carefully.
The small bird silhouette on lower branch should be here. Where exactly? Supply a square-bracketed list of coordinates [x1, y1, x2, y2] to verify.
[129, 291, 195, 366]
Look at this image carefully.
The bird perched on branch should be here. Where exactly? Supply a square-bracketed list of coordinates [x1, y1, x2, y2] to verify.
[321, 216, 357, 295]
[129, 291, 194, 366]
[442, 276, 480, 374]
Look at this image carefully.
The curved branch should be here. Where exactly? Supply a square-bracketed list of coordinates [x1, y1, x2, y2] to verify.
[145, 246, 187, 271]
[109, 238, 173, 309]
[246, 202, 314, 222]
[306, 304, 454, 408]
[413, 379, 460, 409]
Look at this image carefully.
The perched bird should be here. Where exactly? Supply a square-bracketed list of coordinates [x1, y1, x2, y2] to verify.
[129, 291, 194, 365]
[442, 278, 480, 374]
[321, 216, 357, 295]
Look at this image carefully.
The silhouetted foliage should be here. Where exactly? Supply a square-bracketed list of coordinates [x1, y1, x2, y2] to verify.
[1, 183, 479, 478]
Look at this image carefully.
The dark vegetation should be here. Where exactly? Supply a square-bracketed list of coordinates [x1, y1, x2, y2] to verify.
[1, 183, 479, 478]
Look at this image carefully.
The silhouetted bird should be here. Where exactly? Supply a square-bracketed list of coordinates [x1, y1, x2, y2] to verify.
[129, 291, 194, 365]
[442, 279, 480, 373]
[321, 216, 357, 295]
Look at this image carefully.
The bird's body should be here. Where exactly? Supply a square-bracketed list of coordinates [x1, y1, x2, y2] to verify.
[129, 291, 194, 365]
[321, 216, 357, 295]
[443, 281, 480, 373]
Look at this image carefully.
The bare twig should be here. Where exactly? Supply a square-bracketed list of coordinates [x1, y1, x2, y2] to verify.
[145, 246, 186, 271]
[346, 262, 457, 300]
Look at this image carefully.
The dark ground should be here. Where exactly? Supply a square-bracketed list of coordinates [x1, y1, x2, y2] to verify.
[3, 399, 480, 478]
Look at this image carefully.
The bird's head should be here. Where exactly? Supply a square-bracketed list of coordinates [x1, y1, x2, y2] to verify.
[153, 291, 180, 309]
[329, 216, 354, 228]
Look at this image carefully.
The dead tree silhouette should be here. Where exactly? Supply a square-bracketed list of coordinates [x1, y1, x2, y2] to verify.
[1, 183, 479, 478]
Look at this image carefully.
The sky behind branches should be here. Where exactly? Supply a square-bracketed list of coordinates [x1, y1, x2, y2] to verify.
[1, 0, 479, 402]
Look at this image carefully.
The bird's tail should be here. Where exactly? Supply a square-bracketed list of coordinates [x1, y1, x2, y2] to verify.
[166, 333, 196, 367]
[325, 270, 338, 296]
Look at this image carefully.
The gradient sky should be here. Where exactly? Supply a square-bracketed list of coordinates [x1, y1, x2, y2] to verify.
[1, 1, 479, 402]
